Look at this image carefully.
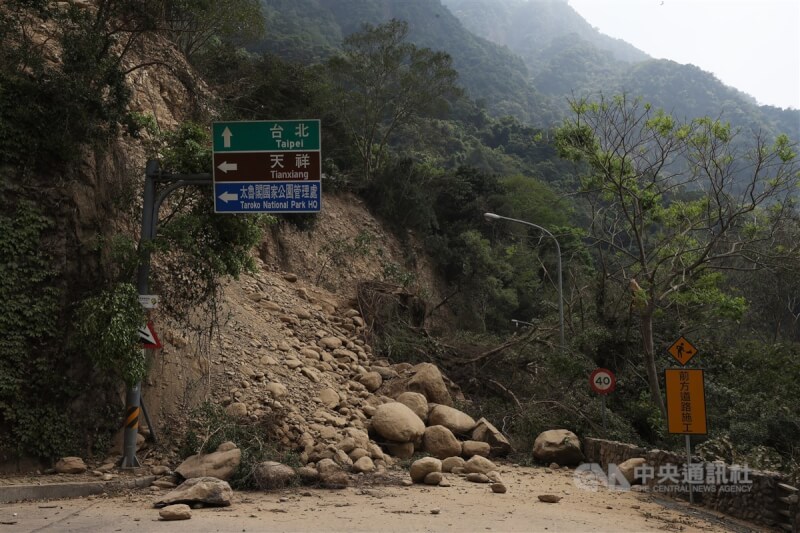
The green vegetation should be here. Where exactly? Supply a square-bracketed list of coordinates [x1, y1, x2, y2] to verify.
[328, 19, 460, 184]
[1, 0, 798, 483]
[179, 402, 297, 489]
[555, 94, 799, 419]
[0, 3, 270, 460]
[73, 283, 145, 386]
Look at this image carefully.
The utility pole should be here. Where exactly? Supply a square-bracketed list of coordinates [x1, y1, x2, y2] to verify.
[120, 161, 212, 468]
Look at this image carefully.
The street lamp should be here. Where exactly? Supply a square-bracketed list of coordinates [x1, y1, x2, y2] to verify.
[484, 212, 565, 353]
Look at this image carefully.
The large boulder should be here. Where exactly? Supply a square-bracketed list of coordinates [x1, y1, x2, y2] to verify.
[175, 444, 242, 481]
[464, 455, 496, 475]
[409, 457, 442, 484]
[253, 461, 296, 489]
[371, 402, 425, 443]
[532, 429, 584, 466]
[471, 418, 512, 457]
[406, 363, 453, 406]
[359, 372, 383, 392]
[428, 405, 476, 436]
[378, 363, 453, 406]
[385, 441, 414, 459]
[423, 425, 462, 459]
[461, 441, 490, 458]
[442, 456, 466, 473]
[396, 392, 428, 423]
[154, 477, 233, 508]
[612, 457, 647, 485]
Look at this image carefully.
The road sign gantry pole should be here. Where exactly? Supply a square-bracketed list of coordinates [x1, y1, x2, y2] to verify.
[120, 160, 212, 468]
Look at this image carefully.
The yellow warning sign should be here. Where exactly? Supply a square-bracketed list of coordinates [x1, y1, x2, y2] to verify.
[665, 369, 707, 435]
[667, 336, 698, 365]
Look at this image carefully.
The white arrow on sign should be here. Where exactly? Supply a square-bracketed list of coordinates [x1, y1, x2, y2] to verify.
[222, 126, 232, 148]
[138, 322, 162, 349]
[218, 191, 238, 203]
[217, 161, 238, 173]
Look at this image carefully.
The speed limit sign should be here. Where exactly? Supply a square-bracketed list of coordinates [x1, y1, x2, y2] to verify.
[590, 368, 616, 395]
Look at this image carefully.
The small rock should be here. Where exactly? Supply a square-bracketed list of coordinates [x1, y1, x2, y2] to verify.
[155, 477, 233, 507]
[359, 372, 383, 392]
[353, 456, 375, 474]
[225, 402, 248, 418]
[320, 337, 343, 350]
[466, 473, 491, 483]
[55, 457, 87, 474]
[266, 382, 289, 399]
[491, 483, 507, 494]
[424, 472, 443, 486]
[431, 508, 441, 515]
[538, 494, 562, 503]
[159, 504, 192, 521]
[284, 273, 298, 282]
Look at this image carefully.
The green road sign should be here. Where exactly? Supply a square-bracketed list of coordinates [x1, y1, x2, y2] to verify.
[212, 120, 320, 152]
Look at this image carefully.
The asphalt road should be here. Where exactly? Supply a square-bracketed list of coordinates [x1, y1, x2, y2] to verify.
[0, 466, 759, 533]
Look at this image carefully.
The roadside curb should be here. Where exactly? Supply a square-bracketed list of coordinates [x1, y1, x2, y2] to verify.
[0, 476, 156, 503]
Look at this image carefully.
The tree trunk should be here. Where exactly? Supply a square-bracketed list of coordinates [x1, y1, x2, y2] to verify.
[640, 310, 667, 421]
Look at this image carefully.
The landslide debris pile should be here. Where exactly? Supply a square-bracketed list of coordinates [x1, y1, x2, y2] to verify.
[139, 257, 514, 492]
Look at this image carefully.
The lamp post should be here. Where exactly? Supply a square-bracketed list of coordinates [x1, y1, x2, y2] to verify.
[484, 212, 565, 354]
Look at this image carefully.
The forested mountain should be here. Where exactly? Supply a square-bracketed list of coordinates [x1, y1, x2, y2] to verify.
[440, 0, 800, 138]
[254, 0, 799, 139]
[442, 0, 649, 66]
[255, 0, 557, 124]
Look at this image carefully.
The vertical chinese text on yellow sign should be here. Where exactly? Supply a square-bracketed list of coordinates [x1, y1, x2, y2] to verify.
[665, 368, 707, 434]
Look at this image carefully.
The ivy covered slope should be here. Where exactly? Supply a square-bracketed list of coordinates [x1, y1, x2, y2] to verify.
[0, 1, 267, 461]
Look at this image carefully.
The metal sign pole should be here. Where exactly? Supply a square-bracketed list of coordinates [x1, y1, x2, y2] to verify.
[120, 161, 211, 469]
[601, 395, 607, 434]
[686, 435, 694, 504]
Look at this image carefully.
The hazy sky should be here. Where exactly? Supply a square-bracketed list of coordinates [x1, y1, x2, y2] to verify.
[567, 0, 800, 110]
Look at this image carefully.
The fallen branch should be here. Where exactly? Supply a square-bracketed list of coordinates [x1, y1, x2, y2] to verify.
[487, 379, 522, 410]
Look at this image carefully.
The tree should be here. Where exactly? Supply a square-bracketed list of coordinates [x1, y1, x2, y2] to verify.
[556, 94, 799, 419]
[161, 0, 265, 61]
[327, 19, 460, 183]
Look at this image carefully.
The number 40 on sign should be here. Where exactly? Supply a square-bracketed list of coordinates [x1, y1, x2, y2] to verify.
[590, 368, 616, 395]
